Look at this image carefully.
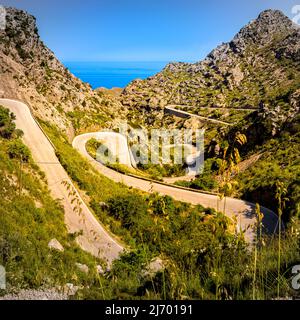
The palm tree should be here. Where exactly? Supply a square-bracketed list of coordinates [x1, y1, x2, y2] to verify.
[218, 132, 247, 214]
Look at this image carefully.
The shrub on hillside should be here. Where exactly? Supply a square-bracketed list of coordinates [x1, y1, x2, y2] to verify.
[8, 140, 31, 162]
[0, 106, 16, 139]
[107, 194, 148, 229]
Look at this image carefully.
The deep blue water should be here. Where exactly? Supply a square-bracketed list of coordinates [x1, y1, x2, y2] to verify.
[64, 61, 167, 89]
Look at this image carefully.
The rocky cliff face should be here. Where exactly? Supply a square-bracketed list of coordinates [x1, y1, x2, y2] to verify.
[0, 7, 125, 135]
[121, 10, 300, 118]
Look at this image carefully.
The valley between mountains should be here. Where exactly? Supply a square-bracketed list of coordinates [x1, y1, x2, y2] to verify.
[0, 7, 299, 300]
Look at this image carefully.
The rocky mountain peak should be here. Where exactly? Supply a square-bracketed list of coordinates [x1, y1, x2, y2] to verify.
[229, 9, 298, 53]
[256, 9, 295, 28]
[0, 7, 124, 135]
[1, 7, 62, 69]
[121, 9, 299, 116]
[4, 7, 39, 38]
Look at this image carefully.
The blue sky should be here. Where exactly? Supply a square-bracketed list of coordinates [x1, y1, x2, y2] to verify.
[1, 0, 299, 62]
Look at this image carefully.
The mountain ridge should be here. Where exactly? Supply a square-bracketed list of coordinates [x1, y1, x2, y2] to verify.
[121, 9, 300, 116]
[0, 7, 125, 136]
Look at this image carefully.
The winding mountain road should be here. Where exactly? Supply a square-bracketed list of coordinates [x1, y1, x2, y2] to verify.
[1, 99, 278, 263]
[164, 105, 233, 126]
[0, 99, 123, 265]
[73, 133, 279, 243]
[166, 104, 258, 111]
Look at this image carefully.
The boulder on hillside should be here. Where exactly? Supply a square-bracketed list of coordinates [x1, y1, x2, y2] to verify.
[75, 263, 89, 274]
[48, 239, 64, 252]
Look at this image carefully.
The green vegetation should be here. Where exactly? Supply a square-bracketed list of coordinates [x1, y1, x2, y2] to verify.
[2, 9, 299, 300]
[65, 93, 118, 135]
[8, 139, 31, 162]
[66, 106, 110, 133]
[86, 138, 147, 178]
[0, 104, 299, 300]
[0, 106, 16, 138]
[86, 138, 187, 181]
[40, 119, 300, 300]
[236, 120, 300, 220]
[175, 100, 299, 226]
[0, 106, 101, 293]
[137, 162, 186, 180]
[175, 158, 218, 191]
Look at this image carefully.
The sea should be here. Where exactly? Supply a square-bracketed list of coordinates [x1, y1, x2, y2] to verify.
[64, 61, 167, 89]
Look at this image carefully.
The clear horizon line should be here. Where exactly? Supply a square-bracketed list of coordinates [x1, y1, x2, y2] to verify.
[62, 60, 197, 63]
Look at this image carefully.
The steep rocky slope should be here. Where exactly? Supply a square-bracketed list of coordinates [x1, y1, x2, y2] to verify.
[120, 9, 300, 218]
[0, 7, 125, 136]
[121, 10, 300, 118]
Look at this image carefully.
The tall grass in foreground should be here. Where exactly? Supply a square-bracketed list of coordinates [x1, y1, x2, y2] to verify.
[275, 181, 289, 298]
[253, 203, 264, 299]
